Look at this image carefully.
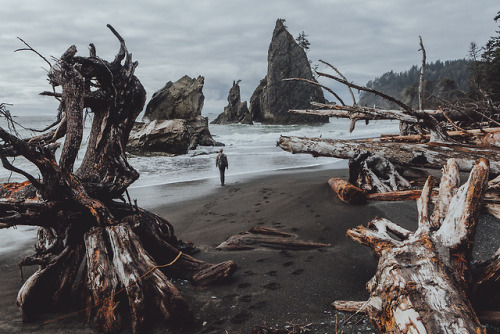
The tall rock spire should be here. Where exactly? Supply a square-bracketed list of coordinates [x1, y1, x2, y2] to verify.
[250, 19, 328, 124]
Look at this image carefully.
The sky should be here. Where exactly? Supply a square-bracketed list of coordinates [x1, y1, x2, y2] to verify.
[0, 0, 498, 116]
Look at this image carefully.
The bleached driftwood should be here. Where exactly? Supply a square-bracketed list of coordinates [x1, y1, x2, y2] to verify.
[277, 135, 500, 176]
[334, 158, 491, 333]
[348, 152, 411, 193]
[216, 227, 330, 250]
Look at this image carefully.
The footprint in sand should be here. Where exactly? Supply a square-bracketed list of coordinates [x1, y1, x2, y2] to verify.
[238, 282, 252, 289]
[243, 271, 255, 276]
[283, 261, 294, 267]
[279, 250, 292, 258]
[249, 301, 268, 310]
[263, 282, 281, 290]
[291, 269, 304, 275]
[265, 271, 277, 276]
[256, 258, 268, 263]
[240, 295, 252, 303]
[222, 294, 238, 304]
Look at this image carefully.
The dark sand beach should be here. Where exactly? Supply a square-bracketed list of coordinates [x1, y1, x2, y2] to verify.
[1, 166, 499, 333]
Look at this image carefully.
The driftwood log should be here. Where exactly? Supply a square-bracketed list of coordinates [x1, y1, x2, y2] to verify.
[327, 178, 366, 205]
[277, 135, 500, 176]
[0, 26, 236, 333]
[333, 158, 500, 333]
[348, 151, 412, 193]
[216, 227, 330, 250]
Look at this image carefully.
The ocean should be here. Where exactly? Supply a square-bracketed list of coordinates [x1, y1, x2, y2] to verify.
[0, 113, 399, 186]
[0, 113, 399, 254]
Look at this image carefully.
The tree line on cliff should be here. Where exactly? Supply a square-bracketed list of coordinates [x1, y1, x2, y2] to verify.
[360, 12, 500, 111]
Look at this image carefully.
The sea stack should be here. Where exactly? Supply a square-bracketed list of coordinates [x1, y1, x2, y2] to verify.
[128, 75, 222, 155]
[250, 19, 328, 124]
[211, 81, 252, 125]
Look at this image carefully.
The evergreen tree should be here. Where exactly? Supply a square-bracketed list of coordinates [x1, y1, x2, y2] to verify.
[480, 11, 500, 102]
[296, 31, 311, 52]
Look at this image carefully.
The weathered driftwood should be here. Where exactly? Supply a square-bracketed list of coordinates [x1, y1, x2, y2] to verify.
[348, 152, 411, 193]
[328, 178, 366, 205]
[334, 158, 493, 333]
[0, 26, 236, 333]
[366, 189, 425, 201]
[216, 227, 330, 250]
[277, 135, 500, 176]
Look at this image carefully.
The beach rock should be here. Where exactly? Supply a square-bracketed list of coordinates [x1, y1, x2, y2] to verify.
[128, 75, 222, 155]
[128, 116, 222, 156]
[143, 75, 205, 121]
[249, 19, 328, 124]
[211, 81, 253, 125]
[127, 119, 190, 155]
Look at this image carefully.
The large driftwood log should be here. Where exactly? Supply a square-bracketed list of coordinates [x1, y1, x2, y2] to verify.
[334, 158, 494, 333]
[277, 135, 500, 175]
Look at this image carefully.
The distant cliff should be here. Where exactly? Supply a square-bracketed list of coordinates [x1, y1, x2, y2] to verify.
[250, 19, 328, 124]
[359, 59, 471, 109]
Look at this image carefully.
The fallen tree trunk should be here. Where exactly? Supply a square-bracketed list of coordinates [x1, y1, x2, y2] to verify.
[327, 178, 366, 205]
[277, 135, 500, 175]
[334, 158, 494, 333]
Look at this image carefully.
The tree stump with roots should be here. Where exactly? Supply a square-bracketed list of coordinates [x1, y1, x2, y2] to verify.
[0, 26, 236, 333]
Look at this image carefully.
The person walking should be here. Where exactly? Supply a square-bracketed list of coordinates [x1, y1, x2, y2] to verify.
[215, 148, 228, 186]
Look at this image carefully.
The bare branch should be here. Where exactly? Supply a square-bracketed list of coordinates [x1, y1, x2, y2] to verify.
[418, 36, 426, 112]
[316, 70, 416, 116]
[15, 37, 52, 69]
[283, 78, 345, 106]
[319, 60, 357, 105]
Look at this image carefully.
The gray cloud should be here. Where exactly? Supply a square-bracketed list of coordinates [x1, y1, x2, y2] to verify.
[0, 0, 498, 115]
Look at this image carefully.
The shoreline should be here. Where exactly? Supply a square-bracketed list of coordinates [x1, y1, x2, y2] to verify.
[128, 160, 348, 209]
[0, 166, 498, 333]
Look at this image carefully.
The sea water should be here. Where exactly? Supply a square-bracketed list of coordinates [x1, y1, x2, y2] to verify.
[0, 113, 399, 254]
[0, 113, 399, 186]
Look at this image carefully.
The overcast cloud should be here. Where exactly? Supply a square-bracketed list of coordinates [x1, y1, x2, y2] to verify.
[0, 0, 498, 116]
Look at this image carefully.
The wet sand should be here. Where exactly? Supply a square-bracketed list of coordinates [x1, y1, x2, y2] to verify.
[1, 166, 499, 333]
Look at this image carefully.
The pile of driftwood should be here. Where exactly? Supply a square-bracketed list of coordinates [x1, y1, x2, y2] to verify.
[278, 38, 500, 332]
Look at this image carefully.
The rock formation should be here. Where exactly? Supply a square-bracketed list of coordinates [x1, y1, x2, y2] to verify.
[128, 75, 222, 155]
[250, 19, 328, 124]
[211, 81, 252, 124]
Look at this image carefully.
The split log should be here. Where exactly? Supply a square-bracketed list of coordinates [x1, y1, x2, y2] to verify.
[216, 227, 330, 250]
[334, 158, 492, 333]
[366, 189, 425, 201]
[327, 178, 366, 205]
[277, 135, 500, 175]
